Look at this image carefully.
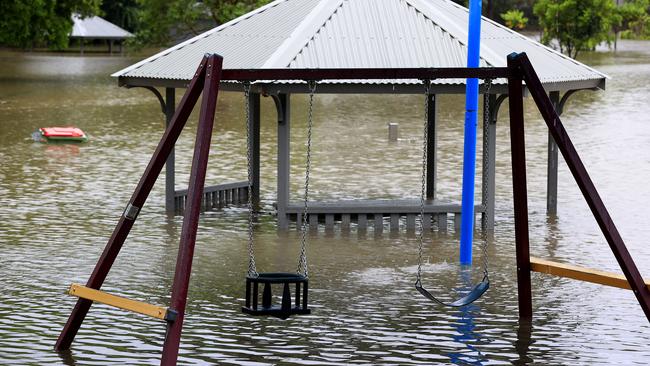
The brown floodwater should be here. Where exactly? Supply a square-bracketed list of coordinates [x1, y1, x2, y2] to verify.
[0, 40, 649, 365]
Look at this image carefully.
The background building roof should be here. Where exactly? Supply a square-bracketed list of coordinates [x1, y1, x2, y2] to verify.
[71, 14, 133, 40]
[113, 0, 607, 93]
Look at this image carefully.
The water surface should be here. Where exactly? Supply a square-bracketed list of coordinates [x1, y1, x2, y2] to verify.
[0, 41, 649, 365]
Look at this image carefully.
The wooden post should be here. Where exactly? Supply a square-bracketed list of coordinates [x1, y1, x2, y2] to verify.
[388, 122, 399, 141]
[426, 94, 437, 199]
[248, 92, 261, 209]
[165, 88, 176, 214]
[276, 94, 290, 230]
[55, 56, 209, 352]
[161, 54, 223, 365]
[514, 52, 650, 322]
[547, 91, 560, 215]
[507, 53, 533, 321]
[515, 321, 533, 364]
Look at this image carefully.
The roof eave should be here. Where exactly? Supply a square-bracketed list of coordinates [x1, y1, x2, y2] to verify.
[70, 35, 133, 40]
[116, 75, 606, 94]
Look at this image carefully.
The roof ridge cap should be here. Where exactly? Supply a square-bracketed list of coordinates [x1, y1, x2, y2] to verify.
[261, 0, 345, 68]
[112, 0, 289, 78]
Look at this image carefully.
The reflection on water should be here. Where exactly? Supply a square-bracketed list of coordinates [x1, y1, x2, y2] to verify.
[0, 41, 649, 365]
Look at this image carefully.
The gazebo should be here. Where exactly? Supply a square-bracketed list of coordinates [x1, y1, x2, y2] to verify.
[112, 0, 607, 231]
[70, 14, 133, 54]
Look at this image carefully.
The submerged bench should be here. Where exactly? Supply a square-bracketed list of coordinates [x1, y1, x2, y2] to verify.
[284, 199, 486, 232]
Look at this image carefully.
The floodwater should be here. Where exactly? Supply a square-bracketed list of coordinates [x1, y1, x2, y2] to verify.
[0, 40, 649, 365]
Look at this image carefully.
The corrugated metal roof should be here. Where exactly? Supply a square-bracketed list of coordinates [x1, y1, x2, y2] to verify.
[112, 0, 606, 92]
[425, 0, 605, 84]
[70, 14, 133, 39]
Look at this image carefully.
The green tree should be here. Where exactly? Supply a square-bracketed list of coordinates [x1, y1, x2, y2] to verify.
[534, 0, 619, 58]
[203, 0, 271, 24]
[0, 0, 100, 50]
[134, 0, 271, 46]
[451, 0, 537, 25]
[617, 0, 650, 39]
[101, 0, 139, 33]
[500, 9, 529, 29]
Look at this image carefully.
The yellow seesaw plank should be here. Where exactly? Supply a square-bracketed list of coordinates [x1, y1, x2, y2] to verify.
[530, 257, 650, 290]
[68, 283, 169, 320]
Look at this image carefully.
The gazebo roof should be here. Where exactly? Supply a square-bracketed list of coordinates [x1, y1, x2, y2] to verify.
[112, 0, 606, 94]
[71, 14, 133, 40]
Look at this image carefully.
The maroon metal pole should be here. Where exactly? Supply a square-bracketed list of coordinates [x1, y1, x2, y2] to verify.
[55, 56, 209, 351]
[160, 54, 223, 365]
[513, 52, 650, 322]
[506, 53, 533, 321]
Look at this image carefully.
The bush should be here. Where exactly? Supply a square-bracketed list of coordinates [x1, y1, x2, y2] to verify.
[500, 9, 529, 29]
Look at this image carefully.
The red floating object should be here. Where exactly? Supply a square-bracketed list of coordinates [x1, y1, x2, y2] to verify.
[34, 127, 88, 143]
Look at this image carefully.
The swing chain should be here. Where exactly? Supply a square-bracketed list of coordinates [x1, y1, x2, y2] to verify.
[243, 81, 258, 278]
[480, 78, 493, 279]
[298, 80, 317, 278]
[417, 79, 492, 283]
[416, 79, 432, 284]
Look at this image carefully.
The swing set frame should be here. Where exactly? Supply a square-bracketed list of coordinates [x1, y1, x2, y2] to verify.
[54, 52, 650, 366]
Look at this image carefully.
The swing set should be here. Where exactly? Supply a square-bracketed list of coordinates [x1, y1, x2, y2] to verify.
[54, 53, 650, 366]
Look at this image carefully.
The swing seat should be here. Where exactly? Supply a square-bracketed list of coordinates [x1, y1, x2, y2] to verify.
[242, 272, 310, 319]
[415, 275, 489, 307]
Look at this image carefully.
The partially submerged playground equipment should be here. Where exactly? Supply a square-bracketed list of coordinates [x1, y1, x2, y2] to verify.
[55, 0, 649, 365]
[55, 52, 650, 366]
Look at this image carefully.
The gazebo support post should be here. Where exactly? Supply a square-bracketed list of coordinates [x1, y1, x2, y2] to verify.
[165, 88, 176, 214]
[546, 91, 560, 215]
[248, 92, 261, 209]
[481, 93, 497, 231]
[275, 94, 290, 229]
[426, 94, 437, 200]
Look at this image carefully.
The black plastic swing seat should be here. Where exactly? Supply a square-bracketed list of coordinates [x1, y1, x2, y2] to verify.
[242, 272, 310, 319]
[415, 275, 489, 307]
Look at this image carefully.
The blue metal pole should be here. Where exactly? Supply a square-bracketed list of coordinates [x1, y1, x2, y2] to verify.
[460, 0, 483, 265]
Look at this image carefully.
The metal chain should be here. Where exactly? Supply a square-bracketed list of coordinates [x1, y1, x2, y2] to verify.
[416, 79, 492, 283]
[297, 80, 317, 277]
[480, 79, 492, 279]
[243, 82, 258, 278]
[416, 79, 432, 284]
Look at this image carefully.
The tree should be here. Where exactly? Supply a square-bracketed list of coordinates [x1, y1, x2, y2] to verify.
[134, 0, 271, 46]
[0, 0, 101, 50]
[101, 0, 139, 33]
[534, 0, 619, 58]
[616, 0, 650, 39]
[203, 0, 271, 24]
[500, 9, 529, 29]
[451, 0, 537, 25]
